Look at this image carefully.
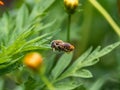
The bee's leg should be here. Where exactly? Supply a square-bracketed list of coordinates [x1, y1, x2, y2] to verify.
[52, 48, 56, 52]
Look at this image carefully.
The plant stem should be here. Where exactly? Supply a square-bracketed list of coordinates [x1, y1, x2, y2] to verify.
[67, 14, 71, 42]
[89, 0, 120, 37]
[40, 74, 55, 90]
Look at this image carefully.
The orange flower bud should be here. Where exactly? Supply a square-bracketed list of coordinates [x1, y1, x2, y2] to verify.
[23, 52, 43, 70]
[0, 1, 4, 6]
[64, 0, 79, 14]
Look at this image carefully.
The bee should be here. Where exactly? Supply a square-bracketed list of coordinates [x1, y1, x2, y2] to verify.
[51, 40, 75, 52]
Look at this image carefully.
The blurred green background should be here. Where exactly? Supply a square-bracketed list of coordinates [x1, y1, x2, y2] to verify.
[0, 0, 120, 90]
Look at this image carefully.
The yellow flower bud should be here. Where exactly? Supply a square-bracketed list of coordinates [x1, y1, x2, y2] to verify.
[0, 1, 4, 6]
[23, 52, 43, 70]
[64, 0, 79, 14]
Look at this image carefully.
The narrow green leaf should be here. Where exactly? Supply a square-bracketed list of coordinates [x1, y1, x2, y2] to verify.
[16, 6, 24, 30]
[54, 78, 82, 90]
[82, 59, 100, 67]
[38, 36, 52, 44]
[25, 32, 53, 45]
[29, 5, 40, 22]
[0, 57, 11, 64]
[71, 69, 93, 78]
[0, 78, 4, 90]
[39, 0, 55, 12]
[29, 0, 55, 22]
[16, 5, 28, 30]
[17, 20, 55, 42]
[20, 45, 50, 52]
[0, 56, 22, 68]
[60, 47, 92, 78]
[35, 20, 56, 32]
[59, 41, 120, 80]
[51, 52, 73, 79]
[0, 39, 25, 57]
[88, 42, 120, 62]
[0, 13, 9, 44]
[23, 5, 29, 26]
[24, 77, 38, 90]
[0, 62, 19, 76]
[82, 41, 120, 67]
[16, 25, 35, 41]
[83, 46, 101, 62]
[97, 41, 120, 58]
[89, 77, 108, 90]
[45, 55, 56, 75]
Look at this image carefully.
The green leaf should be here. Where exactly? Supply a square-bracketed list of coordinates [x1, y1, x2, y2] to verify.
[97, 41, 120, 58]
[54, 78, 82, 90]
[16, 25, 35, 41]
[0, 56, 22, 68]
[0, 1, 56, 76]
[51, 52, 73, 79]
[60, 47, 92, 79]
[59, 41, 120, 80]
[39, 0, 55, 12]
[82, 59, 100, 67]
[0, 13, 9, 44]
[45, 55, 56, 75]
[0, 78, 4, 90]
[71, 69, 93, 78]
[0, 62, 19, 76]
[29, 0, 55, 22]
[24, 77, 38, 90]
[82, 41, 120, 67]
[35, 20, 56, 32]
[24, 32, 54, 46]
[16, 5, 29, 31]
[29, 5, 40, 22]
[82, 46, 101, 62]
[20, 45, 50, 52]
[0, 57, 22, 76]
[89, 76, 108, 90]
[0, 57, 10, 64]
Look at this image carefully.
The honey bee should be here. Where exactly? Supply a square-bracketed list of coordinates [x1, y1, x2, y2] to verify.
[51, 40, 75, 52]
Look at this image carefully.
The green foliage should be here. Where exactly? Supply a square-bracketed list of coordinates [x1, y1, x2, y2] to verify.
[50, 41, 120, 82]
[54, 78, 82, 90]
[25, 41, 120, 90]
[51, 52, 73, 80]
[0, 78, 4, 90]
[0, 0, 120, 90]
[0, 1, 56, 75]
[61, 42, 120, 79]
[24, 76, 39, 90]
